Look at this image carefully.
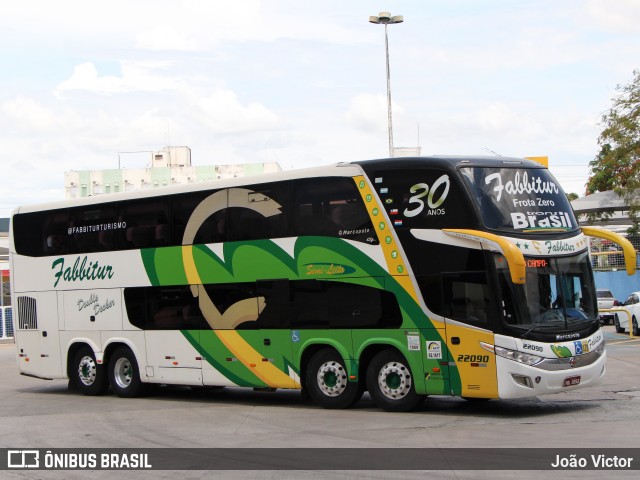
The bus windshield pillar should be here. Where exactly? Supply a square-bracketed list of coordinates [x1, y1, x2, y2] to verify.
[443, 229, 526, 284]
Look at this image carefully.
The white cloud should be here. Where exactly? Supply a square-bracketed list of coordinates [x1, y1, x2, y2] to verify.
[192, 89, 282, 135]
[1, 96, 55, 132]
[55, 61, 181, 96]
[585, 0, 640, 33]
[136, 27, 198, 51]
[56, 63, 125, 95]
[345, 93, 405, 133]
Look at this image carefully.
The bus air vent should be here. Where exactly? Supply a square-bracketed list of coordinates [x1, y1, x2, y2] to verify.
[17, 296, 38, 330]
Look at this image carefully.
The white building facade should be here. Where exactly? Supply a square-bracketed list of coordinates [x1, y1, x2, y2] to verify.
[64, 146, 282, 199]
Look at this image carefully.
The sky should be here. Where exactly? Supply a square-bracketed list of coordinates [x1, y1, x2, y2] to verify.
[1, 0, 639, 217]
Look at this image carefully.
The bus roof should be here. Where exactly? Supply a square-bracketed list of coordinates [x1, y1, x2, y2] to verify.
[355, 155, 546, 171]
[13, 155, 544, 215]
[12, 162, 364, 215]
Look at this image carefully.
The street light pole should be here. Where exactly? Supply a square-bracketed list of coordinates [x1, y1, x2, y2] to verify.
[369, 12, 403, 158]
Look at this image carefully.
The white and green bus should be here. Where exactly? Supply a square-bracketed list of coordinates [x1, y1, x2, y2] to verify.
[10, 157, 636, 412]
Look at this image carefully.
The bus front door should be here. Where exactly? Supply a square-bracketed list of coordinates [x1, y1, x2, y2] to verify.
[444, 322, 498, 399]
[442, 272, 499, 399]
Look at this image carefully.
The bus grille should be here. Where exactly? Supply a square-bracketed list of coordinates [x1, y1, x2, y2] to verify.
[17, 297, 38, 330]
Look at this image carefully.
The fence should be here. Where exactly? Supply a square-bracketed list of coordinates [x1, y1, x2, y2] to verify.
[588, 234, 640, 272]
[0, 306, 13, 340]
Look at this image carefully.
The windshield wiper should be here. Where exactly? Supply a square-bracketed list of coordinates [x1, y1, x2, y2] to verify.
[522, 323, 547, 339]
[521, 319, 567, 338]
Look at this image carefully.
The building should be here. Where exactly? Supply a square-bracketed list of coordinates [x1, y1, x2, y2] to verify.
[571, 190, 640, 302]
[392, 147, 421, 157]
[0, 217, 11, 340]
[64, 146, 282, 199]
[0, 217, 9, 304]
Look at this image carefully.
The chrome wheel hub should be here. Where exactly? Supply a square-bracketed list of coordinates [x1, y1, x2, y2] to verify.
[113, 357, 132, 389]
[377, 361, 411, 400]
[317, 361, 348, 397]
[78, 355, 97, 386]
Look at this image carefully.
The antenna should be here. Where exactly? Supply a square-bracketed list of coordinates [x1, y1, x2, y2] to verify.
[483, 148, 502, 156]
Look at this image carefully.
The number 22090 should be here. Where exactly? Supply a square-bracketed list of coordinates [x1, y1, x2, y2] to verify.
[457, 354, 490, 363]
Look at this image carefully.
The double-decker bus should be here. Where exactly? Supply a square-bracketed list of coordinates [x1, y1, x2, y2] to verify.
[10, 157, 636, 412]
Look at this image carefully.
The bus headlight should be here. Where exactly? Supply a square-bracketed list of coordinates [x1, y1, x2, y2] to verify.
[494, 346, 543, 366]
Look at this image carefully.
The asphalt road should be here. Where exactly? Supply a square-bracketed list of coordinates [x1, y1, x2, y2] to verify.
[1, 325, 639, 479]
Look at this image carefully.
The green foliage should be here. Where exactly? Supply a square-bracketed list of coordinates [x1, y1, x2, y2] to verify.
[587, 70, 640, 234]
[566, 192, 579, 202]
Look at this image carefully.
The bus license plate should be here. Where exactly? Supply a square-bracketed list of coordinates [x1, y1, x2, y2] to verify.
[563, 376, 581, 387]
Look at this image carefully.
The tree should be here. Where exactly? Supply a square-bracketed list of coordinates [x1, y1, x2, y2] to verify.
[587, 70, 640, 234]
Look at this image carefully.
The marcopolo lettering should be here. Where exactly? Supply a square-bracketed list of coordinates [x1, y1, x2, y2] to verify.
[52, 256, 114, 288]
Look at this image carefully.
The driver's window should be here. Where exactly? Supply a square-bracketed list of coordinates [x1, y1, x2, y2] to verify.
[442, 271, 495, 327]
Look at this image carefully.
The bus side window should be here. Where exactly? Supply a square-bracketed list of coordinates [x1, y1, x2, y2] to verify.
[69, 206, 117, 253]
[417, 275, 445, 317]
[124, 287, 147, 329]
[172, 191, 227, 246]
[44, 210, 70, 256]
[13, 210, 69, 257]
[124, 286, 209, 330]
[227, 183, 291, 241]
[257, 279, 290, 329]
[327, 282, 402, 329]
[294, 177, 376, 244]
[442, 272, 493, 326]
[118, 200, 169, 250]
[290, 280, 330, 329]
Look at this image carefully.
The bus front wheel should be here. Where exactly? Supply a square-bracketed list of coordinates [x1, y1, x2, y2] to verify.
[108, 347, 145, 398]
[305, 349, 362, 409]
[72, 346, 108, 396]
[366, 349, 424, 412]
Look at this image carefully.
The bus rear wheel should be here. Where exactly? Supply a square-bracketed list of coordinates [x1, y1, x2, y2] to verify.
[72, 346, 108, 396]
[366, 349, 423, 412]
[305, 349, 362, 409]
[108, 347, 145, 398]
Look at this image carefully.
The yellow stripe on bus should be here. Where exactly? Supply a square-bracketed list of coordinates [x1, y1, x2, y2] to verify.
[182, 244, 298, 388]
[216, 330, 300, 388]
[354, 175, 420, 304]
[182, 245, 201, 284]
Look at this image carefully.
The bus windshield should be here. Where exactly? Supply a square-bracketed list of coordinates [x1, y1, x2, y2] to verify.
[460, 166, 578, 233]
[496, 251, 597, 333]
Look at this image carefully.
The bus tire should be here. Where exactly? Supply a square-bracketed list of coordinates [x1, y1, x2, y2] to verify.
[108, 347, 145, 398]
[366, 349, 424, 412]
[72, 346, 108, 396]
[305, 349, 362, 409]
[633, 316, 639, 337]
[614, 314, 624, 333]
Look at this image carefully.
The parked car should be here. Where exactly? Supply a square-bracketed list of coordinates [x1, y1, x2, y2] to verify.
[596, 289, 619, 325]
[613, 292, 640, 336]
